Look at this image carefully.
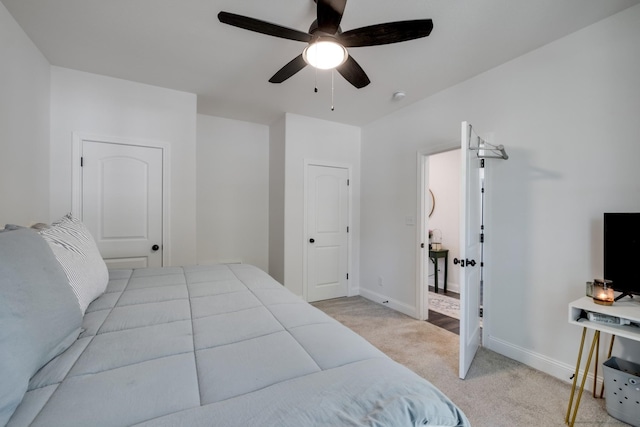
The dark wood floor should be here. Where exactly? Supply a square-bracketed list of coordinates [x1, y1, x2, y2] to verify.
[426, 310, 460, 335]
[426, 286, 460, 335]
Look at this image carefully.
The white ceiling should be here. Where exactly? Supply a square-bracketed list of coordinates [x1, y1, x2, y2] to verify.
[3, 0, 638, 126]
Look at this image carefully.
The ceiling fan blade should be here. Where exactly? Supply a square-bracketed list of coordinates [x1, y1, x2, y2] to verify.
[316, 0, 347, 34]
[336, 55, 370, 89]
[218, 12, 312, 43]
[269, 54, 308, 83]
[338, 19, 433, 47]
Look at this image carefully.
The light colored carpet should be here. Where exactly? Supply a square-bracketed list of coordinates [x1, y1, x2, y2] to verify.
[312, 296, 628, 427]
[429, 291, 460, 319]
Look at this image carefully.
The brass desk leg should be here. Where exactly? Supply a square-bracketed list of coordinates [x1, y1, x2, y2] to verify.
[568, 330, 600, 427]
[593, 332, 600, 398]
[566, 328, 587, 425]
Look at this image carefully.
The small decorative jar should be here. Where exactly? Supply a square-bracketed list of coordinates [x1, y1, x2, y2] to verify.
[592, 279, 614, 306]
[431, 229, 442, 251]
[585, 281, 593, 297]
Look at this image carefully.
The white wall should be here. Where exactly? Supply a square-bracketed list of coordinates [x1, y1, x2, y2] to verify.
[50, 67, 198, 266]
[428, 149, 461, 292]
[361, 5, 640, 383]
[268, 116, 286, 284]
[196, 114, 269, 270]
[0, 3, 50, 226]
[282, 113, 361, 297]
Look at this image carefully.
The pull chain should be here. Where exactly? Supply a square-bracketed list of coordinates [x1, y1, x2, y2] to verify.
[313, 43, 318, 93]
[331, 69, 335, 111]
[314, 66, 318, 93]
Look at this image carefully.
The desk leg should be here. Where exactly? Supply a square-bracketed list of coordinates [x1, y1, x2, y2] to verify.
[443, 253, 448, 293]
[432, 258, 439, 293]
[593, 332, 600, 398]
[567, 329, 600, 427]
[566, 328, 587, 425]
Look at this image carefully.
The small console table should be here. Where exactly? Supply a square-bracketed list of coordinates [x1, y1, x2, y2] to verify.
[429, 249, 449, 293]
[565, 296, 640, 426]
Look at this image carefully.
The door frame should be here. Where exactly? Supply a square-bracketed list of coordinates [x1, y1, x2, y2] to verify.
[71, 133, 172, 266]
[302, 159, 353, 302]
[416, 142, 458, 320]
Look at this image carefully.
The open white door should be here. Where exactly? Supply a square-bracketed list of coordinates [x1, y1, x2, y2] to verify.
[459, 121, 483, 379]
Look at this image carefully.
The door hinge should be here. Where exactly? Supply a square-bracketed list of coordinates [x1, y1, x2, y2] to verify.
[347, 179, 350, 186]
[347, 226, 349, 233]
[480, 159, 485, 168]
[421, 242, 425, 248]
[80, 157, 84, 167]
[346, 273, 349, 280]
[480, 233, 484, 243]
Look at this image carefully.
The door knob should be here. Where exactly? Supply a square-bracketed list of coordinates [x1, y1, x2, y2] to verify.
[309, 238, 315, 244]
[151, 244, 160, 251]
[454, 258, 476, 267]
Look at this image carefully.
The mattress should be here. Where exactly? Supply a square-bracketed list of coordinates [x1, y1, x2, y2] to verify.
[9, 263, 469, 426]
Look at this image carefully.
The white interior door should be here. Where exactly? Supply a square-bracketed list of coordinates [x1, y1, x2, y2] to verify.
[306, 164, 349, 302]
[82, 140, 163, 269]
[459, 121, 483, 379]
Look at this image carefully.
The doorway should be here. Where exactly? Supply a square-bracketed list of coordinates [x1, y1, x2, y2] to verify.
[417, 142, 458, 322]
[418, 122, 506, 378]
[425, 149, 462, 333]
[416, 123, 487, 379]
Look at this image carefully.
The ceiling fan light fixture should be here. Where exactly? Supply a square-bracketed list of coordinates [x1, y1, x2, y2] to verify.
[303, 38, 348, 70]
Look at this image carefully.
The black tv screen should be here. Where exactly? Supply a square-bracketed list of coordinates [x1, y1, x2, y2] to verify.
[604, 213, 640, 298]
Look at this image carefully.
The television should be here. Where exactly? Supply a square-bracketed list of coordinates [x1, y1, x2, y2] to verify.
[604, 212, 640, 301]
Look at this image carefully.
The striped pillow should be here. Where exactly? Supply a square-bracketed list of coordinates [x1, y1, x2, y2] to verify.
[39, 213, 109, 314]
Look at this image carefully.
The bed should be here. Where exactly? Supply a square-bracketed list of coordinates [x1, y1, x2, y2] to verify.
[1, 216, 469, 427]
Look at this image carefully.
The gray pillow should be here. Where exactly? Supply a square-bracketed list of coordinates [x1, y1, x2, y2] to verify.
[0, 228, 83, 425]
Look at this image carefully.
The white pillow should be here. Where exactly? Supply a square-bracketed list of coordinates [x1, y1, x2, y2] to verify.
[39, 213, 109, 314]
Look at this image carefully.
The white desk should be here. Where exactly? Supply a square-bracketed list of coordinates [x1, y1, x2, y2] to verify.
[566, 296, 640, 426]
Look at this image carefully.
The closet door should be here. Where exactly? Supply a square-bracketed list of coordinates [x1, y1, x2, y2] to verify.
[82, 140, 163, 269]
[306, 164, 349, 302]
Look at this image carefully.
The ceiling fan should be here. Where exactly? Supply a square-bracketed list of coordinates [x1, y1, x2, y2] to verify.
[218, 0, 433, 89]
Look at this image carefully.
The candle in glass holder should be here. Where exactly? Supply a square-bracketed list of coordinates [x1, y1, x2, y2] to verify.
[592, 279, 614, 306]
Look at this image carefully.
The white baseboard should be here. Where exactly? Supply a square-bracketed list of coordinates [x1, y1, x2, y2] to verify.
[429, 280, 460, 294]
[359, 288, 417, 318]
[485, 335, 603, 392]
[446, 282, 460, 294]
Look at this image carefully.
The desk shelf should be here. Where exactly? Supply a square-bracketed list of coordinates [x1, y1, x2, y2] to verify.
[569, 296, 640, 341]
